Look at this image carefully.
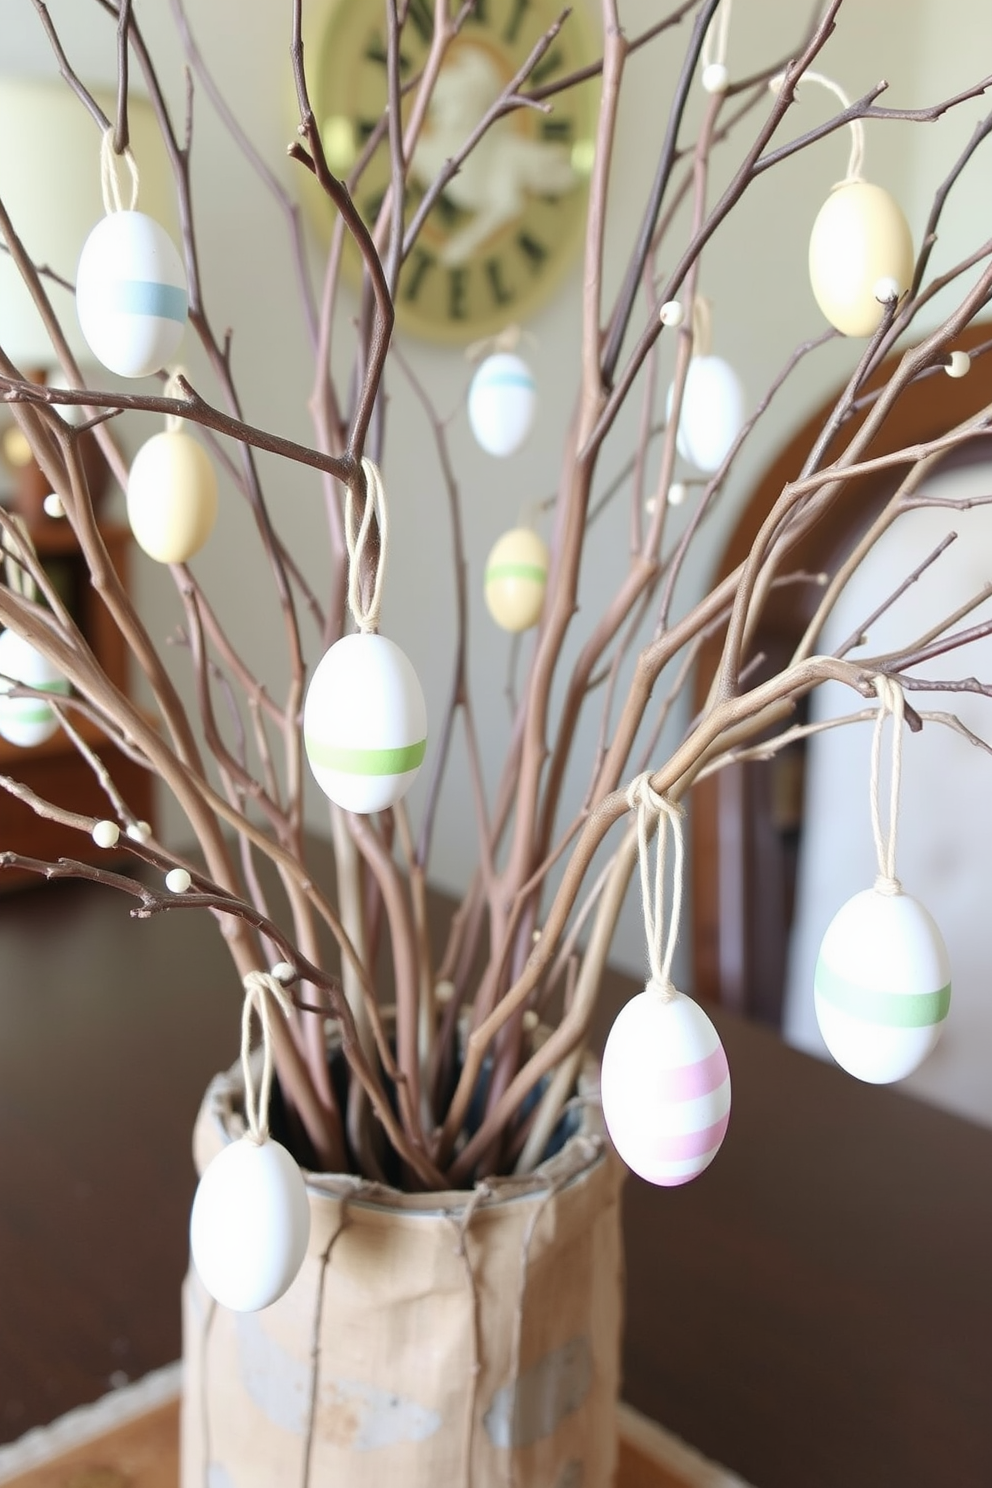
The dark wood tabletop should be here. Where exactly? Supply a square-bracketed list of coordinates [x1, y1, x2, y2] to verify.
[0, 855, 989, 1488]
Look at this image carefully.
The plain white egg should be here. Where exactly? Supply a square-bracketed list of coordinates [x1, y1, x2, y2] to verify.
[467, 352, 536, 457]
[76, 210, 188, 378]
[304, 632, 427, 813]
[127, 430, 218, 563]
[600, 986, 731, 1186]
[814, 887, 950, 1084]
[0, 628, 69, 747]
[190, 1135, 311, 1312]
[484, 527, 549, 632]
[666, 355, 745, 473]
[808, 181, 913, 337]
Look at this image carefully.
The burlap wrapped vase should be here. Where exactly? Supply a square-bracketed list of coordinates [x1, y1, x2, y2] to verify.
[180, 1050, 625, 1487]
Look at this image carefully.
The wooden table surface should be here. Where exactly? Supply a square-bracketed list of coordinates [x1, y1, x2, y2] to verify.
[0, 855, 990, 1487]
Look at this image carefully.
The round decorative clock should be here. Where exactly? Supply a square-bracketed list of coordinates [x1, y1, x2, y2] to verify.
[302, 0, 600, 343]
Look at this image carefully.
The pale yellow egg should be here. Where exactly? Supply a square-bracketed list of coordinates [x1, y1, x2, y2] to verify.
[808, 181, 914, 337]
[127, 430, 218, 563]
[484, 528, 549, 632]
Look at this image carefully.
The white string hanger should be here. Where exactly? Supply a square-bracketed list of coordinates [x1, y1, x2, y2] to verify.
[628, 773, 685, 1003]
[99, 126, 140, 214]
[189, 969, 312, 1312]
[345, 456, 389, 634]
[768, 69, 865, 185]
[163, 366, 191, 434]
[240, 969, 298, 1145]
[869, 673, 905, 896]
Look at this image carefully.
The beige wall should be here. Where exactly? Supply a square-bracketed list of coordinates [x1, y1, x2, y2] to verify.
[2, 1, 990, 1115]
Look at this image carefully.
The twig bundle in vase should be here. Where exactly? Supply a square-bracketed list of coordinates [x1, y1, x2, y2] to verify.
[0, 0, 990, 1480]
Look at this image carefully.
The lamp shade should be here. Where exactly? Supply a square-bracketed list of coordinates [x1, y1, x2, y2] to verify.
[0, 79, 177, 371]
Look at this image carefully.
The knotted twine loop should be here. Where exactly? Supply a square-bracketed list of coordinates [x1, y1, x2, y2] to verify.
[99, 126, 140, 215]
[691, 295, 713, 357]
[240, 970, 296, 1145]
[464, 324, 535, 364]
[768, 70, 865, 185]
[345, 458, 389, 635]
[870, 675, 905, 897]
[626, 773, 685, 1003]
[163, 367, 190, 435]
[701, 0, 734, 76]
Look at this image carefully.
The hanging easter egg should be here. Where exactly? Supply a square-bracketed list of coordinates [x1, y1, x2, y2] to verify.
[484, 527, 549, 632]
[600, 987, 731, 1186]
[666, 355, 745, 473]
[76, 211, 188, 378]
[127, 430, 218, 563]
[467, 352, 536, 457]
[814, 887, 950, 1084]
[190, 1135, 310, 1312]
[808, 181, 913, 337]
[0, 629, 70, 747]
[304, 632, 427, 814]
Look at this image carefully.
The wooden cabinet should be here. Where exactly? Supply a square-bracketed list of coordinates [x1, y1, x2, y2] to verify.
[0, 520, 155, 886]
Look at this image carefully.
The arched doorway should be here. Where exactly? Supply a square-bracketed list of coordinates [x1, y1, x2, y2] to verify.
[690, 320, 992, 1025]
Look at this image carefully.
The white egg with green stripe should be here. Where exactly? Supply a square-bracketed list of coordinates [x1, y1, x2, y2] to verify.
[304, 633, 427, 814]
[484, 527, 549, 632]
[0, 629, 70, 747]
[76, 210, 188, 378]
[814, 887, 950, 1085]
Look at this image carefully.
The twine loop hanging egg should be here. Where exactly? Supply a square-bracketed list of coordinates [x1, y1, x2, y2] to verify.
[808, 181, 913, 337]
[666, 355, 745, 473]
[127, 429, 218, 563]
[190, 1134, 311, 1313]
[0, 629, 69, 747]
[600, 986, 731, 1186]
[467, 352, 537, 457]
[814, 887, 950, 1084]
[76, 210, 188, 378]
[304, 632, 427, 814]
[484, 527, 549, 632]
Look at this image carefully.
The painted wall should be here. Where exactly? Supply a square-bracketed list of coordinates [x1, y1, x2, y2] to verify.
[1, 2, 990, 1116]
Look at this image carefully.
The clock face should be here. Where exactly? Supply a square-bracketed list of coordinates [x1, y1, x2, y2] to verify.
[304, 0, 599, 343]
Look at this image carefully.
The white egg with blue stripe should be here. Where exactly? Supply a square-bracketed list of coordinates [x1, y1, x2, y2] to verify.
[814, 887, 950, 1084]
[467, 352, 536, 457]
[304, 633, 427, 814]
[76, 210, 188, 378]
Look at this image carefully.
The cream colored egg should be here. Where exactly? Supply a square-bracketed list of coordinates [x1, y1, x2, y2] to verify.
[127, 430, 218, 563]
[484, 527, 549, 632]
[0, 628, 69, 747]
[808, 181, 914, 337]
[190, 1135, 311, 1312]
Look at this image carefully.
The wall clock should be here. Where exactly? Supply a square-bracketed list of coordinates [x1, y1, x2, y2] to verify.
[303, 0, 600, 344]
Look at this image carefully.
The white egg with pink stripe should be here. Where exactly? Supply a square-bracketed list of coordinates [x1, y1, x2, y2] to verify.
[600, 986, 731, 1186]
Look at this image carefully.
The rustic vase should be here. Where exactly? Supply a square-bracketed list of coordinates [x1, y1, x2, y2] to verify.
[180, 1049, 625, 1488]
